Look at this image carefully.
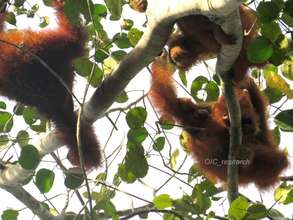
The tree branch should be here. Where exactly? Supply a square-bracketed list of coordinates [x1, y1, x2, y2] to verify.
[1, 185, 58, 220]
[215, 9, 243, 204]
[222, 80, 242, 203]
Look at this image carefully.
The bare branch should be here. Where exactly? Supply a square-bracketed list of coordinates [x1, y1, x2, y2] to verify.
[2, 185, 58, 220]
[222, 79, 242, 203]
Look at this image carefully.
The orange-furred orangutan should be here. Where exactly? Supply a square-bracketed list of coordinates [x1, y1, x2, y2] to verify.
[0, 0, 101, 169]
[149, 54, 288, 189]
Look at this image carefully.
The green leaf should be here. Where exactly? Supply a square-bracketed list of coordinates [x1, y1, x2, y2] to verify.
[64, 168, 84, 189]
[272, 127, 281, 145]
[64, 0, 94, 24]
[261, 22, 281, 42]
[13, 103, 24, 116]
[35, 169, 55, 193]
[170, 149, 179, 169]
[63, 0, 81, 26]
[284, 189, 293, 204]
[73, 58, 92, 77]
[153, 137, 165, 152]
[116, 91, 129, 103]
[93, 3, 108, 17]
[121, 19, 134, 30]
[246, 204, 267, 219]
[284, 0, 293, 17]
[173, 195, 198, 214]
[128, 28, 143, 47]
[274, 109, 293, 132]
[163, 213, 179, 220]
[207, 211, 216, 219]
[197, 179, 221, 196]
[127, 127, 148, 144]
[19, 145, 40, 170]
[43, 0, 52, 6]
[94, 186, 115, 201]
[263, 87, 284, 104]
[213, 74, 221, 85]
[112, 174, 121, 186]
[0, 101, 6, 110]
[205, 81, 220, 102]
[39, 16, 49, 28]
[88, 66, 103, 88]
[23, 107, 39, 125]
[257, 1, 280, 23]
[159, 116, 174, 130]
[95, 49, 109, 63]
[5, 12, 16, 26]
[0, 111, 13, 132]
[188, 166, 201, 183]
[191, 76, 218, 102]
[95, 172, 107, 182]
[94, 21, 110, 43]
[179, 131, 190, 153]
[118, 163, 136, 183]
[263, 64, 293, 98]
[103, 57, 118, 75]
[30, 118, 47, 132]
[95, 198, 118, 220]
[179, 69, 187, 86]
[270, 36, 290, 66]
[281, 58, 293, 80]
[274, 185, 293, 203]
[247, 37, 273, 63]
[153, 194, 173, 209]
[191, 76, 208, 93]
[114, 33, 132, 49]
[125, 146, 148, 178]
[26, 8, 37, 19]
[228, 196, 250, 220]
[272, 0, 284, 10]
[1, 209, 18, 220]
[102, 201, 119, 220]
[111, 50, 127, 61]
[0, 135, 9, 148]
[192, 185, 212, 212]
[104, 0, 122, 20]
[15, 0, 26, 7]
[126, 107, 147, 129]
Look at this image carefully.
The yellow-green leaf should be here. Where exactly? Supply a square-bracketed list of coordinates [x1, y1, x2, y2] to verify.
[153, 194, 173, 209]
[170, 149, 179, 169]
[264, 64, 293, 99]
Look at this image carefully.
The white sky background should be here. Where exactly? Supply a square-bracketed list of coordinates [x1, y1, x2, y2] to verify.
[0, 0, 292, 219]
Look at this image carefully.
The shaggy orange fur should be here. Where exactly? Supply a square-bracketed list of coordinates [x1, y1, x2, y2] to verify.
[149, 54, 288, 189]
[0, 0, 101, 169]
